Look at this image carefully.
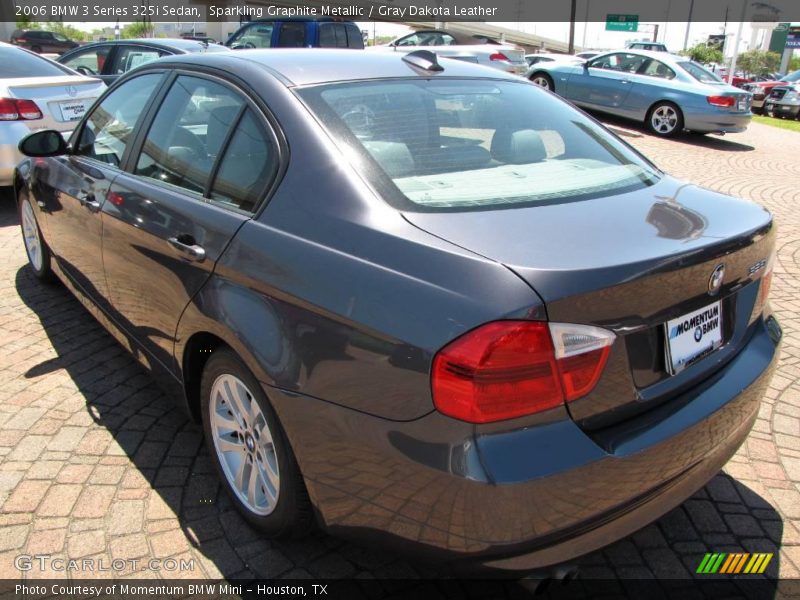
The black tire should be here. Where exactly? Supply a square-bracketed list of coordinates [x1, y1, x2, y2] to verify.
[31, 45, 42, 53]
[646, 101, 684, 138]
[18, 189, 54, 283]
[529, 72, 554, 91]
[200, 348, 313, 539]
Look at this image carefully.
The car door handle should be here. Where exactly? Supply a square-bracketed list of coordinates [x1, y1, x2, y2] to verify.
[78, 192, 101, 213]
[167, 236, 206, 262]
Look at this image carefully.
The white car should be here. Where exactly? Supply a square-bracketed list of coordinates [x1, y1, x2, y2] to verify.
[0, 42, 105, 186]
[370, 30, 528, 76]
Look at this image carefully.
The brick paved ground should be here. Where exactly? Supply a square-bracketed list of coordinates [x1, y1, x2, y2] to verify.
[0, 120, 799, 586]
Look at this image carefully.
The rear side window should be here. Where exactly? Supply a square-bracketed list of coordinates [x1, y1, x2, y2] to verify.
[0, 47, 71, 78]
[111, 46, 166, 74]
[679, 61, 723, 83]
[210, 110, 279, 212]
[134, 76, 244, 194]
[76, 74, 162, 166]
[277, 22, 306, 48]
[343, 23, 365, 49]
[299, 79, 660, 211]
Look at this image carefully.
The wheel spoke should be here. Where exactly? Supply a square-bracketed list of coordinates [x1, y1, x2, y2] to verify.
[216, 434, 243, 455]
[247, 460, 260, 506]
[212, 410, 238, 432]
[234, 454, 249, 491]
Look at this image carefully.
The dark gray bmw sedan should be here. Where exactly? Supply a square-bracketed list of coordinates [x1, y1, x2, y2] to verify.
[14, 49, 780, 571]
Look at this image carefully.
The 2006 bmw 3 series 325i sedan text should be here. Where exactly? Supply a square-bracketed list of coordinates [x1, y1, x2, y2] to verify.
[15, 49, 780, 572]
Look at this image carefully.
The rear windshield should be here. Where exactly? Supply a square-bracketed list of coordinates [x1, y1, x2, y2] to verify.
[679, 61, 724, 83]
[0, 47, 72, 78]
[298, 79, 660, 211]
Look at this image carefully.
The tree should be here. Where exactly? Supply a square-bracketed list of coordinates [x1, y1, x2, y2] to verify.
[789, 55, 800, 73]
[736, 49, 781, 77]
[680, 43, 724, 65]
[121, 22, 154, 39]
[44, 22, 88, 42]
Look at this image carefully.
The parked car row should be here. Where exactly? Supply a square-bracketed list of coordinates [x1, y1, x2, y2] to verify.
[743, 70, 800, 120]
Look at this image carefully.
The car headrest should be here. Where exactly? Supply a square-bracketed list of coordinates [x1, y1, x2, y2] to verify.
[491, 128, 547, 164]
[363, 141, 415, 178]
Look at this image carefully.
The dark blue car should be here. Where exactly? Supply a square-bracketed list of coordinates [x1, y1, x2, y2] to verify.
[226, 18, 364, 50]
[14, 49, 780, 572]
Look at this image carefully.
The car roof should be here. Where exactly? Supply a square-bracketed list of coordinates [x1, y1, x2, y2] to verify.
[69, 38, 219, 52]
[152, 48, 524, 86]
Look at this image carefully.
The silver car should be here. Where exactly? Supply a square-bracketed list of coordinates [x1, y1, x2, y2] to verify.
[527, 49, 752, 137]
[0, 42, 105, 186]
[371, 29, 528, 76]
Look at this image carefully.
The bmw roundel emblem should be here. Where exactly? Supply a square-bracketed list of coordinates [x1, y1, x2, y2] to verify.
[708, 264, 725, 296]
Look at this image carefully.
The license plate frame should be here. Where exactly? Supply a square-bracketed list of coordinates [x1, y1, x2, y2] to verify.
[59, 100, 89, 122]
[738, 99, 747, 111]
[664, 301, 723, 375]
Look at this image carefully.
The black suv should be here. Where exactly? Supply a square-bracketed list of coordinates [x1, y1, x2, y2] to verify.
[11, 30, 80, 54]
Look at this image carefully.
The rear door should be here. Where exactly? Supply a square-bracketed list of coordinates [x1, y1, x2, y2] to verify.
[102, 72, 282, 372]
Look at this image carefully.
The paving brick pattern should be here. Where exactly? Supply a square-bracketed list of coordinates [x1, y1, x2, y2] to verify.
[0, 120, 799, 583]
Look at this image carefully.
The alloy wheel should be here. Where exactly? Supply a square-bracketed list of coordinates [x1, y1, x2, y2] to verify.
[531, 75, 551, 90]
[209, 374, 280, 515]
[650, 105, 679, 135]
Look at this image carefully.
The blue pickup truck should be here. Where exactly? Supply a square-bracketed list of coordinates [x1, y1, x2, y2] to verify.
[226, 18, 364, 50]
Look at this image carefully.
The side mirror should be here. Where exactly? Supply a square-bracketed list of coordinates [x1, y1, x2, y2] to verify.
[19, 130, 68, 157]
[582, 61, 590, 69]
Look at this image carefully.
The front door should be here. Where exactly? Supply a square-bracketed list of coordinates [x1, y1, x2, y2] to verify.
[43, 72, 164, 309]
[566, 53, 646, 110]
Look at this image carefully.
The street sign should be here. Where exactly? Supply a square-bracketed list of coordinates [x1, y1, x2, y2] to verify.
[787, 26, 800, 49]
[606, 14, 639, 32]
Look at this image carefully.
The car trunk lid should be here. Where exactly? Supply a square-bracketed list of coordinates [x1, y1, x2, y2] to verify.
[403, 176, 774, 429]
[5, 76, 104, 130]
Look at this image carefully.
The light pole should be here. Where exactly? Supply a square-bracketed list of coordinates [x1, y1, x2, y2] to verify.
[683, 0, 695, 50]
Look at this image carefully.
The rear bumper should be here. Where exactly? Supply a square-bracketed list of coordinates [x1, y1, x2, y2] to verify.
[684, 109, 752, 134]
[267, 315, 779, 571]
[766, 100, 800, 118]
[0, 123, 32, 187]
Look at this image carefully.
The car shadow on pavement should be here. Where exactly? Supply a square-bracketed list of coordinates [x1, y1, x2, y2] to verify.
[598, 114, 756, 152]
[5, 195, 784, 593]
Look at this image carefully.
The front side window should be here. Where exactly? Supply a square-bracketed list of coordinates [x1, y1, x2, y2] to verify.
[591, 53, 647, 74]
[134, 76, 244, 194]
[75, 73, 162, 166]
[299, 79, 660, 211]
[61, 46, 112, 75]
[228, 22, 274, 48]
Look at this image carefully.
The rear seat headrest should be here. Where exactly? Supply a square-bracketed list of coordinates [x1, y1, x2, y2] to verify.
[491, 128, 547, 164]
[362, 141, 415, 178]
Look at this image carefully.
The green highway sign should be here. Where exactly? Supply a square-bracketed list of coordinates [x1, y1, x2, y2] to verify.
[606, 14, 639, 32]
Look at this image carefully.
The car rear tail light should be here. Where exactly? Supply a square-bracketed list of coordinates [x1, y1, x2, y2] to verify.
[431, 321, 615, 423]
[489, 52, 510, 62]
[707, 95, 736, 108]
[0, 98, 42, 121]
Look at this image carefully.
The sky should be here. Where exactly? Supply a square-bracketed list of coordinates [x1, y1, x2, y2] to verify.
[68, 19, 791, 60]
